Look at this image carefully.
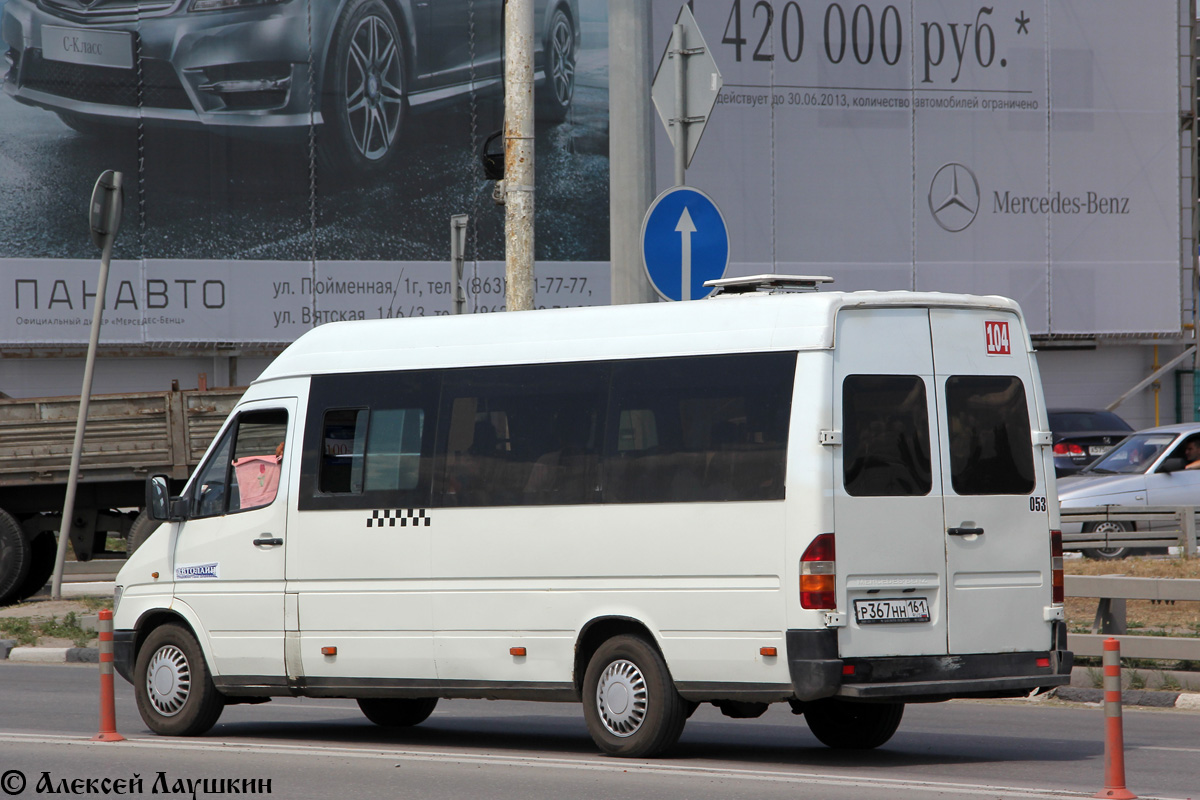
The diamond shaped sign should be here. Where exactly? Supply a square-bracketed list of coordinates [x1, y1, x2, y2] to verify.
[651, 4, 723, 169]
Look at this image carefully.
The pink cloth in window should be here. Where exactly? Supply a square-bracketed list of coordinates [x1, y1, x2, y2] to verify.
[232, 455, 281, 509]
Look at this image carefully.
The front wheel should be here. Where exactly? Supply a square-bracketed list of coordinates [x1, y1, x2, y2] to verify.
[319, 0, 406, 177]
[1081, 520, 1133, 560]
[357, 697, 438, 727]
[803, 698, 904, 749]
[134, 624, 224, 736]
[582, 635, 688, 757]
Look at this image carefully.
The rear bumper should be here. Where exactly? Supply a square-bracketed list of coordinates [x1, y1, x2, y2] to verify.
[787, 629, 1073, 703]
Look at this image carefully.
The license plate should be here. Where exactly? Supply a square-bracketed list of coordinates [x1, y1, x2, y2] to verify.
[1088, 445, 1111, 457]
[42, 26, 133, 70]
[853, 597, 931, 624]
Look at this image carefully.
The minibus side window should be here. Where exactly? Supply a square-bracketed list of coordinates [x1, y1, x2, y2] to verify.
[301, 371, 439, 510]
[605, 353, 794, 503]
[437, 363, 609, 507]
[945, 376, 1035, 495]
[842, 375, 932, 497]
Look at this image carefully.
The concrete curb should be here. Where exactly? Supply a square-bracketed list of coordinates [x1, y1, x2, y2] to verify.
[1052, 686, 1200, 710]
[2, 646, 98, 663]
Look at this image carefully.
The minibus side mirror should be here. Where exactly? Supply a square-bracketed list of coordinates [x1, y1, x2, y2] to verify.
[1157, 457, 1186, 474]
[146, 474, 186, 522]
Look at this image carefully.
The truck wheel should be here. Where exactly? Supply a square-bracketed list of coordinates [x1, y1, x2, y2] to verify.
[134, 624, 224, 736]
[127, 510, 162, 556]
[582, 634, 688, 757]
[0, 509, 32, 606]
[357, 697, 438, 727]
[319, 0, 406, 178]
[1081, 521, 1132, 560]
[803, 698, 904, 749]
[12, 530, 57, 603]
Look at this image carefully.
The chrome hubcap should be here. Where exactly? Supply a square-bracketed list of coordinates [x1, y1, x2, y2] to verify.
[145, 644, 190, 717]
[596, 659, 647, 737]
[345, 14, 403, 161]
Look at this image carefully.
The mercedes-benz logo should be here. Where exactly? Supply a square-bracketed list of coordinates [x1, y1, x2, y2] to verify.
[928, 163, 980, 232]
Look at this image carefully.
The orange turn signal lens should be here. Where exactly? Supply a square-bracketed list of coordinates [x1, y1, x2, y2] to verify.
[760, 647, 778, 657]
[321, 646, 337, 656]
[510, 647, 527, 657]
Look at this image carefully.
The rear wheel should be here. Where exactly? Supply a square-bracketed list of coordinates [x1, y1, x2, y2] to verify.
[357, 697, 438, 727]
[0, 509, 31, 606]
[803, 698, 904, 749]
[134, 624, 224, 736]
[1081, 520, 1133, 560]
[11, 530, 57, 603]
[537, 7, 576, 123]
[582, 634, 688, 757]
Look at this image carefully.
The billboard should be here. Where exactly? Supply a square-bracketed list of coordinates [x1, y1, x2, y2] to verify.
[0, 0, 610, 344]
[0, 0, 1190, 344]
[650, 0, 1191, 335]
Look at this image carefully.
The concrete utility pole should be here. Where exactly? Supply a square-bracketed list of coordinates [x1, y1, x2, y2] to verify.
[504, 0, 535, 311]
[609, 0, 658, 305]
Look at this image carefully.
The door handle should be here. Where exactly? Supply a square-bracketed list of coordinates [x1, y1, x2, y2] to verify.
[253, 537, 283, 547]
[948, 527, 984, 537]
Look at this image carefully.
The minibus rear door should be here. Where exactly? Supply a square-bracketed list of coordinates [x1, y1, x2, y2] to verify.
[929, 308, 1053, 655]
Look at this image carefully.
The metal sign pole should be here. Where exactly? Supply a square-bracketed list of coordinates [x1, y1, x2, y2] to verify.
[450, 214, 469, 315]
[50, 171, 123, 600]
[672, 22, 687, 187]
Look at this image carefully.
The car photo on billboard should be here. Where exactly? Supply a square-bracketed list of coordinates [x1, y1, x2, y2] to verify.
[1, 0, 579, 177]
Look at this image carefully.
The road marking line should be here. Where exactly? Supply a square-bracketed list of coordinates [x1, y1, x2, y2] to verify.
[0, 733, 1188, 800]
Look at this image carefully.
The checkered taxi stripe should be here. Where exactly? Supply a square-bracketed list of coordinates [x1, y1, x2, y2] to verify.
[367, 509, 431, 528]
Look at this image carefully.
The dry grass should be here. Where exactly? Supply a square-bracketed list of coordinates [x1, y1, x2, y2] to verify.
[1064, 556, 1200, 637]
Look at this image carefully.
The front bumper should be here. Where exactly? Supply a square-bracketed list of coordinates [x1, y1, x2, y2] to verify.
[113, 629, 135, 685]
[787, 629, 1073, 703]
[2, 0, 322, 136]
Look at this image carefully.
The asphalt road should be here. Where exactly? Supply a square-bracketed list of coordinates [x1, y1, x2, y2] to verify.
[0, 51, 609, 264]
[1, 662, 1197, 800]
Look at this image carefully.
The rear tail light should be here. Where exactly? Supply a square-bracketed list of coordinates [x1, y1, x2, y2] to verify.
[1050, 529, 1064, 604]
[801, 533, 836, 609]
[1052, 443, 1085, 456]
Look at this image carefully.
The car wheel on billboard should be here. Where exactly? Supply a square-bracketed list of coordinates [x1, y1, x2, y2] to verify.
[320, 0, 406, 178]
[537, 6, 575, 124]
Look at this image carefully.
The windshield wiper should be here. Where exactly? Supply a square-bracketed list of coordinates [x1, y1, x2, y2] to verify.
[1084, 467, 1116, 475]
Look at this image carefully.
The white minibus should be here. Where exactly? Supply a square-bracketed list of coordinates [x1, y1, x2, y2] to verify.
[114, 279, 1071, 757]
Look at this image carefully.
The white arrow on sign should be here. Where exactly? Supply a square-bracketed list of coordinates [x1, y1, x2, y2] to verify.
[674, 207, 696, 301]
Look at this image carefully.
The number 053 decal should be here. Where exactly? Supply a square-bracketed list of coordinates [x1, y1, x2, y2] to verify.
[1029, 496, 1047, 512]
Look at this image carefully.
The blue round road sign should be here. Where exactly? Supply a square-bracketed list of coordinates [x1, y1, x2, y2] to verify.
[641, 186, 729, 301]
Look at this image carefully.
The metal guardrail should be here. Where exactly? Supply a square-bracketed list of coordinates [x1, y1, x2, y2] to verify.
[1065, 574, 1200, 661]
[1060, 506, 1200, 557]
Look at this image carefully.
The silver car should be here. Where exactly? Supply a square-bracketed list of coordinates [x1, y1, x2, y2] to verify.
[1057, 422, 1200, 559]
[2, 0, 578, 175]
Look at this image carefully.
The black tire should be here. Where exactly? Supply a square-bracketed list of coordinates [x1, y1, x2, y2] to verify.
[803, 699, 904, 750]
[11, 530, 57, 603]
[357, 697, 438, 727]
[1081, 521, 1133, 560]
[537, 6, 576, 123]
[127, 509, 163, 556]
[582, 634, 688, 758]
[318, 0, 406, 177]
[134, 624, 224, 736]
[0, 509, 32, 607]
